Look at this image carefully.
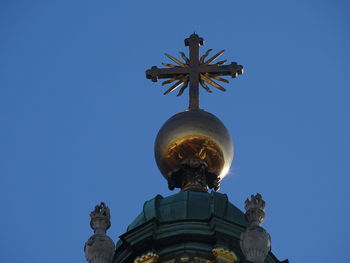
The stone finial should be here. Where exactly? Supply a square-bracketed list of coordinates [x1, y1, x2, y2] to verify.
[90, 202, 111, 234]
[84, 202, 115, 263]
[240, 194, 271, 263]
[244, 193, 265, 227]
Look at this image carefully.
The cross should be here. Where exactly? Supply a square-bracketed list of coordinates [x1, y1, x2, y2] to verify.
[146, 33, 244, 110]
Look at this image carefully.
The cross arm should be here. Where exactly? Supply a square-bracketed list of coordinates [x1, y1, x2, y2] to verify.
[146, 66, 190, 82]
[199, 62, 244, 78]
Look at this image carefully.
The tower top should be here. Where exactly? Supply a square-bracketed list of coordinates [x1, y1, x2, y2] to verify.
[147, 34, 242, 191]
[146, 33, 244, 110]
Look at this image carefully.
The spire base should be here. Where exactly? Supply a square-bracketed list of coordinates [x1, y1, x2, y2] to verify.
[168, 159, 220, 192]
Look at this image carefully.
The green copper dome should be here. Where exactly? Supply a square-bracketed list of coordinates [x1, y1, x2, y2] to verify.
[127, 191, 247, 231]
[114, 191, 286, 263]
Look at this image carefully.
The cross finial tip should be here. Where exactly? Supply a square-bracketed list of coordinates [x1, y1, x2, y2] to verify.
[185, 33, 204, 46]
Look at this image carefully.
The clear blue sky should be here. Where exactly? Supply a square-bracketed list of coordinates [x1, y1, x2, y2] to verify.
[1, 1, 349, 262]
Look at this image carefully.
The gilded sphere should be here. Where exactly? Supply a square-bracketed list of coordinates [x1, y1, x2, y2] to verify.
[155, 109, 233, 181]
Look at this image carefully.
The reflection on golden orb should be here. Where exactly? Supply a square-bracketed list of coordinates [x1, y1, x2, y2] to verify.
[154, 109, 233, 184]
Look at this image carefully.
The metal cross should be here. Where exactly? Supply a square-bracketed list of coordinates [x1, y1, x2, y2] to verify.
[146, 34, 244, 110]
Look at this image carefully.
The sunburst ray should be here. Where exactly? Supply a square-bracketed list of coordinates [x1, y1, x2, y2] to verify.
[165, 53, 186, 67]
[162, 62, 177, 68]
[204, 50, 225, 65]
[200, 49, 212, 63]
[200, 74, 226, 91]
[206, 73, 229, 83]
[163, 80, 184, 95]
[162, 75, 185, 86]
[177, 79, 189, 96]
[179, 52, 190, 64]
[215, 59, 227, 66]
[199, 79, 212, 93]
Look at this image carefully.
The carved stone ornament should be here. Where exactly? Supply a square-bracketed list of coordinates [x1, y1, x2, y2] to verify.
[212, 248, 237, 263]
[240, 194, 270, 263]
[244, 193, 265, 227]
[84, 202, 115, 263]
[90, 202, 111, 234]
[240, 227, 271, 263]
[134, 252, 159, 263]
[168, 158, 220, 192]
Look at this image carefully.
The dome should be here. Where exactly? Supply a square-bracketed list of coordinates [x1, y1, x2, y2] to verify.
[116, 191, 248, 261]
[114, 191, 285, 263]
[127, 191, 247, 231]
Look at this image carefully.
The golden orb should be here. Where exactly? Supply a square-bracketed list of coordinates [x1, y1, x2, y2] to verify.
[154, 109, 233, 183]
